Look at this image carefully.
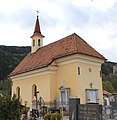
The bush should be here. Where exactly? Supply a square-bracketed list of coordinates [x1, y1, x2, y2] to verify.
[51, 112, 62, 120]
[44, 112, 51, 120]
[44, 112, 62, 120]
[0, 94, 22, 120]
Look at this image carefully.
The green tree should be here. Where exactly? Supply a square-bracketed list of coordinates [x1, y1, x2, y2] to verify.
[102, 74, 117, 91]
[0, 45, 30, 80]
[108, 74, 117, 90]
[0, 45, 30, 95]
[0, 94, 22, 120]
[101, 62, 113, 75]
[103, 81, 114, 93]
[0, 79, 12, 95]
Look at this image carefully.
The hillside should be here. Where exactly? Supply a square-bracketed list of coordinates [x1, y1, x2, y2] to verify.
[101, 61, 117, 75]
[0, 45, 31, 80]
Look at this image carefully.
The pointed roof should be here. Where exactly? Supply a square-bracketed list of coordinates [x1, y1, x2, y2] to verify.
[34, 16, 41, 34]
[9, 33, 106, 76]
[31, 16, 44, 38]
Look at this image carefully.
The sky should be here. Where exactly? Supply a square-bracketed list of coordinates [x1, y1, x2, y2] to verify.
[0, 0, 117, 62]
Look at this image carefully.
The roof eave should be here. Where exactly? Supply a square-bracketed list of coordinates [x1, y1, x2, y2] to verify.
[30, 33, 45, 38]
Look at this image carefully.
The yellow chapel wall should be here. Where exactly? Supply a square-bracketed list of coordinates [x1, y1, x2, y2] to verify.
[12, 54, 104, 106]
[75, 61, 103, 104]
[56, 62, 78, 97]
[49, 73, 57, 102]
[55, 55, 104, 105]
[12, 73, 52, 107]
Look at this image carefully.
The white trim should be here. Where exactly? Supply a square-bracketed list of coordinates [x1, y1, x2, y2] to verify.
[10, 65, 58, 81]
[56, 54, 104, 66]
[59, 87, 70, 104]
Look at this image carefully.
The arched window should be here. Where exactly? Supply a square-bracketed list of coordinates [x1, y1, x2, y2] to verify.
[32, 84, 37, 100]
[33, 39, 35, 47]
[38, 39, 40, 46]
[78, 67, 80, 75]
[16, 87, 20, 98]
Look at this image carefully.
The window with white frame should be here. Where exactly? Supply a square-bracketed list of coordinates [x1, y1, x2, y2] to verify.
[86, 89, 99, 103]
[59, 86, 70, 104]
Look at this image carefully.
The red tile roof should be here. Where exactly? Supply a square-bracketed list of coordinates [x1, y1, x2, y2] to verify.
[9, 33, 106, 76]
[103, 90, 112, 96]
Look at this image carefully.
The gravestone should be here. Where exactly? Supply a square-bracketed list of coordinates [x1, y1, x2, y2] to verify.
[78, 104, 102, 120]
[69, 98, 102, 120]
[69, 98, 80, 120]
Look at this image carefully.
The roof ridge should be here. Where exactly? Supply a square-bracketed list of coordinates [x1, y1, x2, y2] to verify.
[34, 33, 77, 50]
[49, 33, 76, 44]
[74, 34, 106, 60]
[73, 33, 79, 52]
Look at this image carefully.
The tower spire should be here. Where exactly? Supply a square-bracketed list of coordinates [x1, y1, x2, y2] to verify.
[34, 15, 41, 34]
[31, 12, 44, 38]
[31, 13, 45, 53]
[34, 11, 41, 34]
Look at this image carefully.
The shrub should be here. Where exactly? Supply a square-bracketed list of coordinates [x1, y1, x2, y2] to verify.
[50, 112, 62, 120]
[0, 94, 22, 120]
[44, 112, 51, 120]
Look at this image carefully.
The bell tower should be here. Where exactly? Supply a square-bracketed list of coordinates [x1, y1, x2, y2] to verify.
[31, 14, 44, 53]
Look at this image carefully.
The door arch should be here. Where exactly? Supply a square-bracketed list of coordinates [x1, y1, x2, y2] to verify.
[16, 87, 20, 98]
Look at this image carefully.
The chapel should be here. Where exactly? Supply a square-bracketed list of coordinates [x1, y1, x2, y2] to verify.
[9, 15, 106, 110]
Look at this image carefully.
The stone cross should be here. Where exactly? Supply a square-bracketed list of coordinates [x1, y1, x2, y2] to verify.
[90, 81, 93, 88]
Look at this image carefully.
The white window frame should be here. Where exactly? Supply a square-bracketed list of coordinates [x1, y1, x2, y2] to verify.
[86, 89, 99, 103]
[59, 87, 70, 104]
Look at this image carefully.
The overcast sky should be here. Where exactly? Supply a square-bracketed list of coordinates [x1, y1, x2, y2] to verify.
[0, 0, 117, 62]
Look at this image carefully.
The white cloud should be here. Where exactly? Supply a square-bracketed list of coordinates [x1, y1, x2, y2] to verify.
[72, 0, 117, 12]
[0, 23, 31, 46]
[83, 30, 110, 49]
[0, 0, 27, 15]
[0, 0, 117, 62]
